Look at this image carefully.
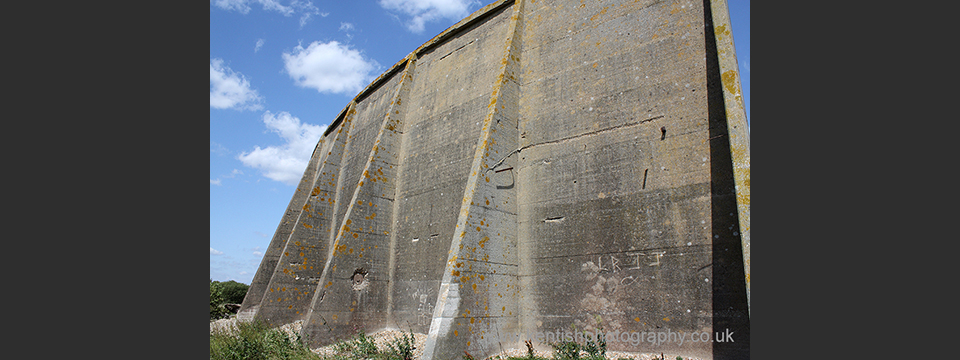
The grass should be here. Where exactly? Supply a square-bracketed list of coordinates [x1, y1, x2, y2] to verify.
[210, 320, 418, 360]
[211, 322, 685, 360]
[210, 320, 320, 360]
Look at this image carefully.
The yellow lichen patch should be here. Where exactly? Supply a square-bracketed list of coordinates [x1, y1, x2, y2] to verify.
[663, 317, 670, 322]
[479, 236, 489, 248]
[353, 233, 359, 238]
[311, 187, 321, 196]
[716, 24, 730, 37]
[737, 192, 750, 206]
[721, 70, 740, 97]
[472, 283, 477, 291]
[303, 223, 313, 229]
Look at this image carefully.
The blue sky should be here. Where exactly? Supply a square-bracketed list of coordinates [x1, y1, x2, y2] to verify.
[210, 0, 750, 283]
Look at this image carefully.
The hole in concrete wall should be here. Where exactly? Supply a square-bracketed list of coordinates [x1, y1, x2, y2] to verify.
[544, 216, 565, 223]
[352, 267, 367, 286]
[352, 267, 370, 291]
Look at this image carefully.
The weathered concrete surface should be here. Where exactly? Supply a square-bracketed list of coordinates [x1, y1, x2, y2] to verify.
[239, 1, 749, 358]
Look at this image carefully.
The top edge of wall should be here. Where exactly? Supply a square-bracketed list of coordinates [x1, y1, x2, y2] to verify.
[321, 0, 515, 139]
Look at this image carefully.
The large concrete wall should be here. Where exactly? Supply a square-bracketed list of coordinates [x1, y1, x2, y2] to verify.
[238, 1, 750, 359]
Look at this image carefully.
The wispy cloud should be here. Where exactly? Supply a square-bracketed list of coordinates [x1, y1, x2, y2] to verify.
[238, 111, 326, 185]
[378, 0, 478, 33]
[211, 141, 230, 156]
[211, 179, 222, 186]
[210, 58, 264, 111]
[212, 0, 325, 27]
[339, 22, 354, 32]
[210, 247, 225, 255]
[255, 38, 265, 53]
[282, 40, 379, 95]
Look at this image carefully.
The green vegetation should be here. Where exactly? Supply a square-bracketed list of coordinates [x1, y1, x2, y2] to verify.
[210, 278, 250, 320]
[221, 280, 251, 304]
[210, 320, 320, 360]
[211, 323, 419, 360]
[328, 330, 417, 360]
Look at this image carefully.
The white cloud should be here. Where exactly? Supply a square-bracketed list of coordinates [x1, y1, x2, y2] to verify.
[212, 0, 324, 27]
[252, 251, 264, 256]
[378, 0, 478, 33]
[255, 38, 265, 52]
[211, 247, 225, 255]
[211, 141, 230, 156]
[238, 111, 327, 185]
[226, 169, 244, 178]
[282, 41, 379, 95]
[212, 0, 252, 14]
[210, 58, 264, 111]
[211, 179, 222, 186]
[339, 22, 355, 32]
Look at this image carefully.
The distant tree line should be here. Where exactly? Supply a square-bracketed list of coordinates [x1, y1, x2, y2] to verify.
[210, 278, 249, 320]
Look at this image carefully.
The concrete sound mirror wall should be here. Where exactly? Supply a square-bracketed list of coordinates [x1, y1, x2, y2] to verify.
[238, 0, 750, 359]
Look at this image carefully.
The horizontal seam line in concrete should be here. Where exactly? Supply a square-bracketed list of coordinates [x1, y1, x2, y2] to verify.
[468, 205, 518, 216]
[454, 272, 520, 277]
[518, 115, 664, 151]
[457, 259, 519, 267]
[527, 245, 711, 260]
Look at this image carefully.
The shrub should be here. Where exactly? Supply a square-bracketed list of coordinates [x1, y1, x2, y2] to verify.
[209, 320, 320, 360]
[210, 279, 229, 320]
[220, 280, 250, 304]
[384, 331, 416, 360]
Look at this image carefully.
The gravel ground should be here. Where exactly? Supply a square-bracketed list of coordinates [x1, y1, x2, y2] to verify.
[211, 317, 703, 360]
